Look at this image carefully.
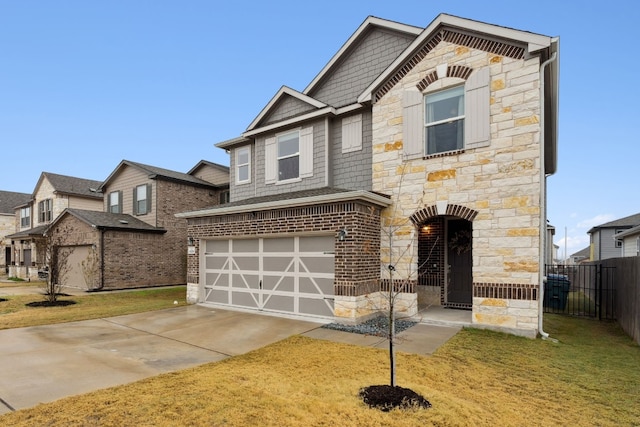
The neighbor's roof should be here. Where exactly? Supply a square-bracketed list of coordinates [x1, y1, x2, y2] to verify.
[6, 224, 49, 239]
[60, 209, 166, 233]
[0, 190, 32, 213]
[98, 160, 221, 192]
[614, 224, 640, 240]
[176, 187, 391, 219]
[588, 212, 640, 234]
[36, 172, 103, 199]
[570, 246, 590, 259]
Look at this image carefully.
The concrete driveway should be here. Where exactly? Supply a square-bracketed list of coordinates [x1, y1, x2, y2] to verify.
[0, 304, 461, 415]
[0, 305, 324, 414]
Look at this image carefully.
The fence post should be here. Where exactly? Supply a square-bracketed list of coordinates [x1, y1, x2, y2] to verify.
[597, 263, 603, 321]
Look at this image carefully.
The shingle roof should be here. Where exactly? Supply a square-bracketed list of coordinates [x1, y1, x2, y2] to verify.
[42, 172, 103, 199]
[588, 212, 640, 233]
[0, 190, 32, 213]
[64, 209, 166, 233]
[6, 224, 49, 239]
[99, 160, 220, 191]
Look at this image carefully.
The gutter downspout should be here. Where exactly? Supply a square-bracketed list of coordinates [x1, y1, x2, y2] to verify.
[538, 52, 557, 340]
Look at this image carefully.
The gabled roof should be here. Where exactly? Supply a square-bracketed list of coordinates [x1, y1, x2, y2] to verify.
[176, 187, 391, 219]
[588, 212, 640, 234]
[55, 209, 166, 233]
[35, 172, 103, 200]
[304, 16, 422, 95]
[98, 160, 219, 192]
[187, 160, 230, 176]
[0, 190, 31, 214]
[245, 86, 328, 134]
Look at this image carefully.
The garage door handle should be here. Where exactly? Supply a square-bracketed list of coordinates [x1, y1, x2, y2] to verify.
[259, 280, 262, 290]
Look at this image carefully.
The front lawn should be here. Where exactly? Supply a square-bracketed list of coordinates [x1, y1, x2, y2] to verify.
[0, 286, 187, 329]
[1, 314, 637, 426]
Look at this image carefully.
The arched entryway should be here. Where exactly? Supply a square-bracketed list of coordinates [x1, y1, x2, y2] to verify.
[411, 204, 477, 309]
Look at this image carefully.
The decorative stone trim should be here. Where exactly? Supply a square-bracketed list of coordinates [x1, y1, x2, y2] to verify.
[409, 203, 478, 226]
[416, 65, 473, 91]
[473, 282, 538, 301]
[374, 29, 525, 102]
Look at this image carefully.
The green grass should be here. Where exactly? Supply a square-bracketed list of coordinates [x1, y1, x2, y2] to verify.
[0, 286, 187, 329]
[0, 312, 638, 426]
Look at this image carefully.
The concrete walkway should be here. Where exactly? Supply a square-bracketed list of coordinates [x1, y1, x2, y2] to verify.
[0, 304, 462, 415]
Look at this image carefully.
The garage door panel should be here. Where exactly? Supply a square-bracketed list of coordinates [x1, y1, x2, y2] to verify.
[299, 236, 334, 252]
[263, 295, 294, 312]
[232, 291, 259, 308]
[264, 238, 294, 252]
[300, 256, 333, 273]
[203, 236, 334, 319]
[299, 297, 333, 317]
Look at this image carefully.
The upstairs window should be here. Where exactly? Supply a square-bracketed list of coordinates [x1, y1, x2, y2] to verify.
[133, 184, 151, 215]
[38, 199, 52, 223]
[20, 207, 30, 228]
[236, 147, 250, 184]
[108, 191, 122, 214]
[425, 86, 464, 155]
[277, 131, 299, 181]
[219, 190, 230, 204]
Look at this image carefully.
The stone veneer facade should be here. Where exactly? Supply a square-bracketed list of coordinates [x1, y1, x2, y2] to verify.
[372, 38, 543, 337]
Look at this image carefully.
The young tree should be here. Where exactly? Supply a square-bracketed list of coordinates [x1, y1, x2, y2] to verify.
[36, 227, 74, 303]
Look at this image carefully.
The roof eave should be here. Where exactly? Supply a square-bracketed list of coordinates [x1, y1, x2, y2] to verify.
[176, 190, 391, 219]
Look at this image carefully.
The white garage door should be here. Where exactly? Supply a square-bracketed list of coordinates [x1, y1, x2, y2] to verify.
[203, 236, 334, 318]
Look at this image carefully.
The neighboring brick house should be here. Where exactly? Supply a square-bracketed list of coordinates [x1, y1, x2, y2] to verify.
[47, 160, 229, 290]
[178, 14, 559, 338]
[589, 212, 640, 260]
[0, 190, 32, 274]
[6, 172, 103, 280]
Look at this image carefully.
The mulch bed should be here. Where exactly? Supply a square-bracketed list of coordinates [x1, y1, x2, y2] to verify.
[359, 384, 431, 411]
[25, 300, 77, 308]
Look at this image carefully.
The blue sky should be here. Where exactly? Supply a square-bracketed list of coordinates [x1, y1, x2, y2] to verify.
[1, 1, 638, 259]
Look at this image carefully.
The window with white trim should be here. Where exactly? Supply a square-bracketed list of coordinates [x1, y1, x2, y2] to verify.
[425, 86, 464, 155]
[236, 146, 250, 184]
[20, 207, 30, 228]
[277, 130, 300, 181]
[615, 229, 624, 248]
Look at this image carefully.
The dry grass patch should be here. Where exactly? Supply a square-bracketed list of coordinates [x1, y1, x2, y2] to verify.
[0, 286, 187, 329]
[1, 314, 638, 426]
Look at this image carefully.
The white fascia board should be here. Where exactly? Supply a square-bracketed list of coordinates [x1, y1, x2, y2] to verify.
[246, 86, 327, 132]
[242, 107, 335, 137]
[358, 13, 555, 103]
[304, 16, 422, 95]
[614, 225, 640, 239]
[175, 190, 391, 219]
[215, 136, 251, 150]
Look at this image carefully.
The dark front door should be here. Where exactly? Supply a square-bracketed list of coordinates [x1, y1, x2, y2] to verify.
[446, 219, 472, 307]
[4, 247, 10, 273]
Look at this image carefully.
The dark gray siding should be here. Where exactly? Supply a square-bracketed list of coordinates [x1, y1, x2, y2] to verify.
[332, 111, 372, 191]
[307, 27, 415, 108]
[261, 95, 318, 126]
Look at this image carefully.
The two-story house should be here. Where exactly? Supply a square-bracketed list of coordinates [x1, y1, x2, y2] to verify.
[589, 212, 640, 260]
[0, 190, 32, 274]
[46, 160, 229, 290]
[6, 172, 103, 280]
[178, 14, 559, 338]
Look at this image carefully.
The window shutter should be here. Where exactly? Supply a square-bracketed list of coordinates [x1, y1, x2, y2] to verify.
[402, 90, 424, 159]
[342, 114, 362, 153]
[299, 126, 313, 178]
[146, 184, 152, 214]
[264, 137, 277, 184]
[118, 191, 123, 214]
[132, 188, 138, 215]
[465, 67, 490, 148]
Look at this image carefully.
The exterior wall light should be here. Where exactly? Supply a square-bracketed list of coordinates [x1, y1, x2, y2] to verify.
[187, 236, 195, 246]
[337, 229, 347, 241]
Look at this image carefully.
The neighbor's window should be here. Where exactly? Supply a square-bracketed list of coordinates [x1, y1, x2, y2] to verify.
[38, 199, 52, 223]
[236, 147, 250, 183]
[277, 130, 299, 181]
[108, 191, 122, 213]
[20, 207, 30, 228]
[219, 190, 230, 204]
[425, 86, 465, 155]
[134, 184, 150, 215]
[615, 229, 624, 248]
